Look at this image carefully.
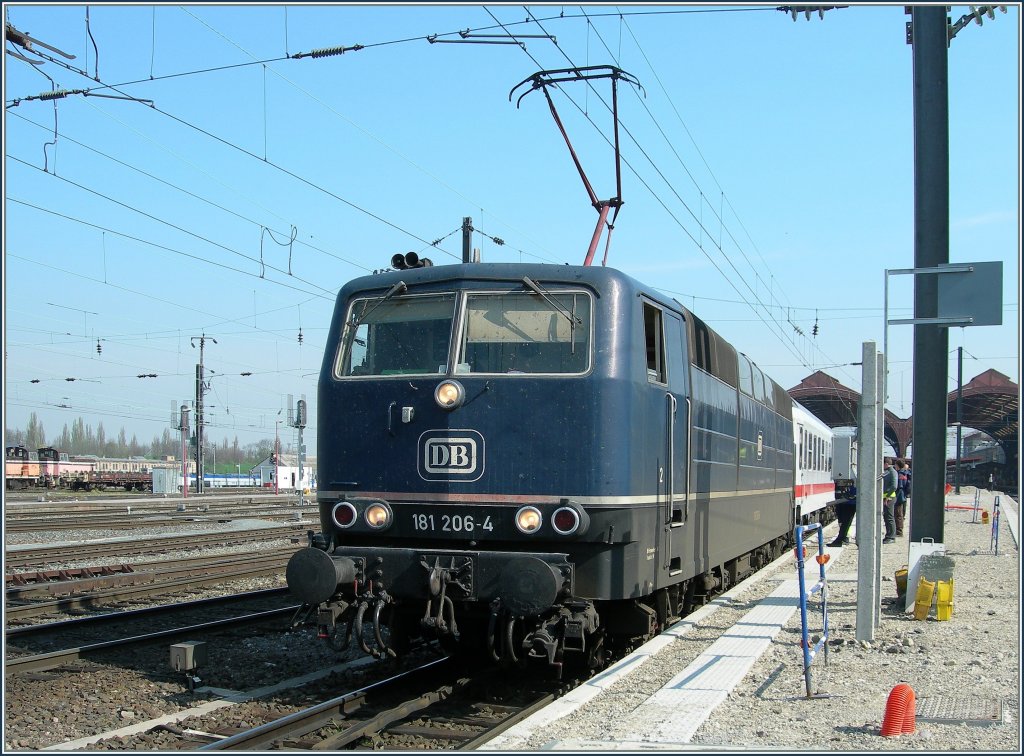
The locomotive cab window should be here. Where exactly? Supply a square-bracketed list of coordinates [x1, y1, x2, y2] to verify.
[643, 302, 666, 383]
[458, 290, 591, 374]
[338, 293, 456, 377]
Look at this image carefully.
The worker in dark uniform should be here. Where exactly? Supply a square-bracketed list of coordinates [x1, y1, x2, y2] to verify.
[829, 482, 857, 547]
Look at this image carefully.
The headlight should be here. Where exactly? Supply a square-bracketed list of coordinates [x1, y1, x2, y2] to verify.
[364, 501, 393, 529]
[332, 501, 357, 529]
[515, 506, 543, 534]
[434, 379, 466, 411]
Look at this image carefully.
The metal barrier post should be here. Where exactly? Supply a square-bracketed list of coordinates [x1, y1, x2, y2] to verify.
[971, 489, 981, 523]
[795, 522, 830, 699]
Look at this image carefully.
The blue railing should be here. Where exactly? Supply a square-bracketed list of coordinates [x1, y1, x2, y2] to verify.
[794, 521, 830, 698]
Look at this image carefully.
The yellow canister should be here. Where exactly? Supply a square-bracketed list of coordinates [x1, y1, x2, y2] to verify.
[936, 579, 954, 621]
[914, 576, 935, 621]
[895, 566, 909, 598]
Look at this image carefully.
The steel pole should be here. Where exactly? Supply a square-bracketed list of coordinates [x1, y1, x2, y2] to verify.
[909, 5, 950, 545]
[195, 363, 203, 494]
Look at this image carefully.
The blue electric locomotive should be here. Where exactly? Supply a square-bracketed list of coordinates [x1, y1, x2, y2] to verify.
[287, 260, 798, 671]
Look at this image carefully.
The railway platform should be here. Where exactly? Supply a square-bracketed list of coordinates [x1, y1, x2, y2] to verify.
[484, 488, 1020, 751]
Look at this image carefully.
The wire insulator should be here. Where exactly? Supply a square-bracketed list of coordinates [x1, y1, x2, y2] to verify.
[39, 89, 71, 101]
[308, 44, 363, 58]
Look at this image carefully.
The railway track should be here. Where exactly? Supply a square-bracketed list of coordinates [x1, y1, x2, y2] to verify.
[4, 525, 309, 568]
[5, 506, 312, 533]
[196, 656, 560, 751]
[5, 601, 299, 676]
[4, 554, 292, 622]
[5, 547, 298, 599]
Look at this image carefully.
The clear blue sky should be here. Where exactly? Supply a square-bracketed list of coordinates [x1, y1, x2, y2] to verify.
[3, 3, 1020, 457]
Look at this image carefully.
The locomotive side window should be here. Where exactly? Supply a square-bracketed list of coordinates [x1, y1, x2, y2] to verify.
[690, 317, 712, 373]
[643, 302, 665, 383]
[338, 294, 456, 377]
[752, 365, 768, 403]
[459, 291, 591, 374]
[737, 354, 754, 396]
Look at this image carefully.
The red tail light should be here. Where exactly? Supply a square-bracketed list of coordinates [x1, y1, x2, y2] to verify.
[332, 502, 357, 528]
[552, 506, 581, 535]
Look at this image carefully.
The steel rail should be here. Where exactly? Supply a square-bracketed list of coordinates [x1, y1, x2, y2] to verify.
[456, 691, 557, 750]
[199, 657, 455, 750]
[6, 547, 298, 598]
[4, 525, 308, 567]
[5, 587, 289, 638]
[5, 511, 311, 532]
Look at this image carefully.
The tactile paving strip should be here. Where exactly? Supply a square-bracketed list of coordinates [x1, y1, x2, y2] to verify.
[916, 696, 1003, 726]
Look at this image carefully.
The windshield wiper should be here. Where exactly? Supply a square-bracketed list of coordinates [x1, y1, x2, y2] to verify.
[521, 276, 582, 328]
[349, 281, 407, 328]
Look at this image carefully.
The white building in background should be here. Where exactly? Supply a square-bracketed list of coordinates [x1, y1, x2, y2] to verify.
[251, 453, 316, 491]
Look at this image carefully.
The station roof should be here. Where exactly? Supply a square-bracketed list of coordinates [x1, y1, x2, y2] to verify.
[788, 368, 1018, 464]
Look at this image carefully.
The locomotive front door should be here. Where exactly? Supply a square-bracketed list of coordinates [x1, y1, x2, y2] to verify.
[664, 312, 688, 576]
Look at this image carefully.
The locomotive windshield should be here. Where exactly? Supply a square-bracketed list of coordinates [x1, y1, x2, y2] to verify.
[336, 288, 592, 377]
[339, 293, 456, 376]
[458, 291, 590, 374]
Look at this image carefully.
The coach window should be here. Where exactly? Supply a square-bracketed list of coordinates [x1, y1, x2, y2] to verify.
[643, 302, 666, 383]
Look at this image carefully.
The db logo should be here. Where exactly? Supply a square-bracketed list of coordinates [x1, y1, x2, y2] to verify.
[419, 430, 484, 482]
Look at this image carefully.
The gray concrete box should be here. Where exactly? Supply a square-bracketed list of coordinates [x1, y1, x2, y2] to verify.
[170, 641, 207, 671]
